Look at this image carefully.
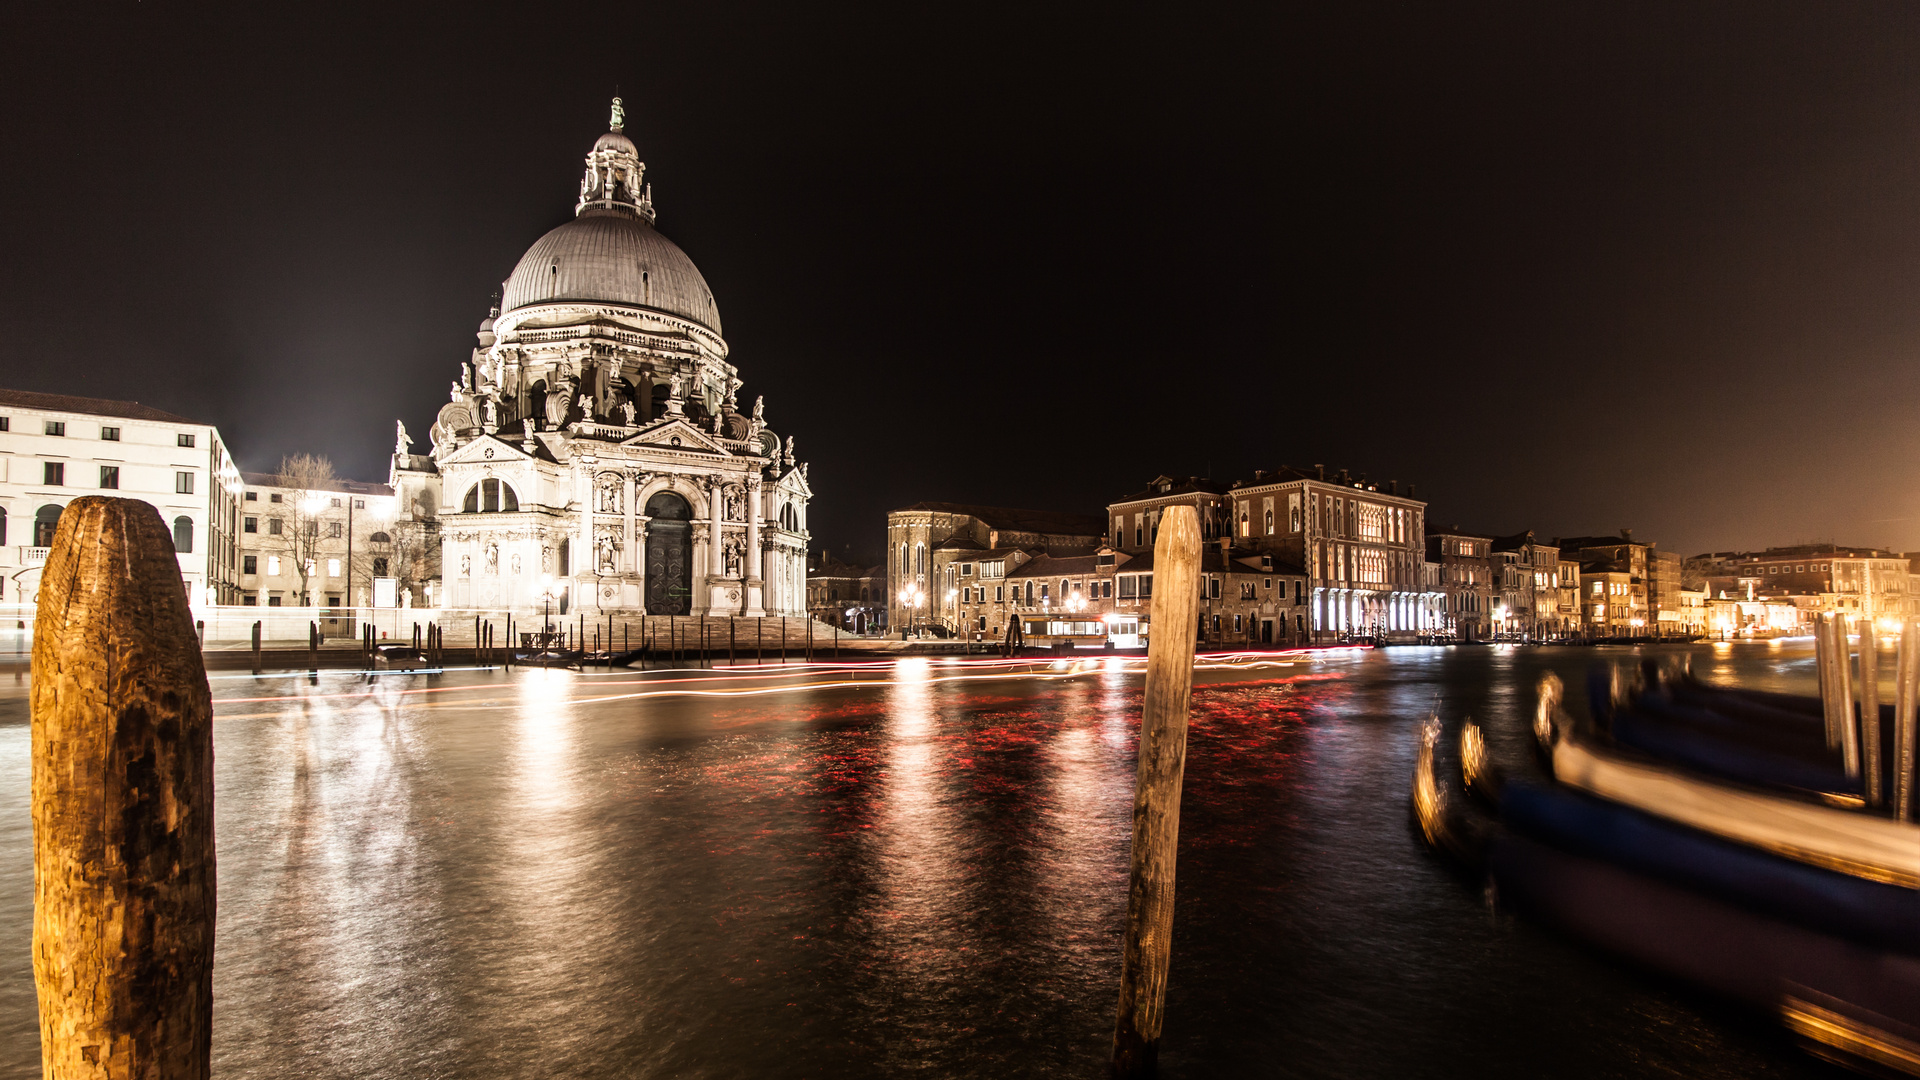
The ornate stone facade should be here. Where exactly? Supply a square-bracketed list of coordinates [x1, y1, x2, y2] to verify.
[425, 100, 811, 618]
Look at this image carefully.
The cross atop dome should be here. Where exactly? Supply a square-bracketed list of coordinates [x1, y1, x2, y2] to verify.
[578, 98, 654, 223]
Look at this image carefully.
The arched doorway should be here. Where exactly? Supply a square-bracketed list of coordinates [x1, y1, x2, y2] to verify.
[34, 504, 62, 548]
[644, 491, 692, 614]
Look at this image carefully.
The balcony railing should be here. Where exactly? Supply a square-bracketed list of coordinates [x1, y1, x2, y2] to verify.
[18, 546, 49, 566]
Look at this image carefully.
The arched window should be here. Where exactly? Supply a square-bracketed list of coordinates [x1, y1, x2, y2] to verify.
[369, 531, 392, 545]
[34, 504, 62, 547]
[172, 516, 193, 554]
[1061, 578, 1070, 596]
[1265, 509, 1274, 535]
[558, 537, 571, 576]
[462, 478, 520, 513]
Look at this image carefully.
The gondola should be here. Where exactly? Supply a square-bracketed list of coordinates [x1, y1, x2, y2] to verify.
[1413, 668, 1920, 1074]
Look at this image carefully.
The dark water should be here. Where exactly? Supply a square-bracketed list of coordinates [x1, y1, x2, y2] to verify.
[0, 643, 1855, 1078]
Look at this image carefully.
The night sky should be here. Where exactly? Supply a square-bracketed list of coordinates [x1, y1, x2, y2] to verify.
[7, 3, 1920, 561]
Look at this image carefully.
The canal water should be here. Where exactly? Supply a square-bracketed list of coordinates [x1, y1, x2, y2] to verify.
[0, 644, 1854, 1078]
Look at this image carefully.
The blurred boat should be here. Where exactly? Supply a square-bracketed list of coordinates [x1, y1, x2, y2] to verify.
[1413, 669, 1920, 1075]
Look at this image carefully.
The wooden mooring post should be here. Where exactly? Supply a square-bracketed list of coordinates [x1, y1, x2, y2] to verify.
[1861, 618, 1884, 807]
[250, 620, 261, 675]
[1111, 504, 1201, 1079]
[31, 497, 215, 1078]
[1897, 617, 1919, 822]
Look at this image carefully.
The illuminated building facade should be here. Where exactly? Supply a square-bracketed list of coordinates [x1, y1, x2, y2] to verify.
[0, 389, 243, 607]
[1109, 467, 1434, 641]
[886, 502, 1104, 635]
[1491, 531, 1570, 640]
[1427, 528, 1495, 641]
[1685, 544, 1913, 632]
[422, 100, 811, 619]
[806, 551, 886, 634]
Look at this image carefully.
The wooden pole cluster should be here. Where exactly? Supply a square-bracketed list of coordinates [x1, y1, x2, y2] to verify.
[1817, 611, 1920, 818]
[1112, 504, 1202, 1079]
[31, 497, 215, 1078]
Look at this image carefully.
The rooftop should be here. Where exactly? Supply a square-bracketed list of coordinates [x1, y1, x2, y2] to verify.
[893, 501, 1105, 537]
[0, 388, 203, 425]
[241, 471, 395, 497]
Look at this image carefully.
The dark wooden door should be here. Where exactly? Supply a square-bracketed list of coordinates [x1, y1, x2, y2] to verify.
[644, 491, 692, 615]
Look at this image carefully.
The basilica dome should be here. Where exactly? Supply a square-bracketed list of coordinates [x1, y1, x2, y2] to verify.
[501, 210, 722, 334]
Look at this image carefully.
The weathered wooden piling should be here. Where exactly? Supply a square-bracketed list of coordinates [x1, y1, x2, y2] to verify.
[1896, 618, 1917, 822]
[31, 497, 215, 1079]
[1831, 614, 1861, 780]
[250, 620, 261, 675]
[1111, 504, 1201, 1079]
[1860, 620, 1883, 806]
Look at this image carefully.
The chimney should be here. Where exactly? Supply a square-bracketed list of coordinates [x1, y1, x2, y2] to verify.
[1388, 480, 1398, 495]
[1621, 527, 1633, 543]
[1315, 464, 1325, 480]
[1408, 484, 1416, 499]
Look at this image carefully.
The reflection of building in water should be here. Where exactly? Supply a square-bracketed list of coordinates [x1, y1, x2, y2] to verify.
[420, 99, 811, 617]
[0, 389, 243, 606]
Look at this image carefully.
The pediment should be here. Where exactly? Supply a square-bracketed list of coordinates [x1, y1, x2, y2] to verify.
[619, 417, 729, 455]
[441, 433, 536, 466]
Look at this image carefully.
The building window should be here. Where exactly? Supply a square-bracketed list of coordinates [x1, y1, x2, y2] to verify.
[353, 499, 366, 509]
[269, 493, 282, 503]
[328, 522, 343, 538]
[1040, 584, 1050, 600]
[43, 461, 63, 486]
[267, 556, 281, 576]
[176, 471, 194, 494]
[267, 595, 282, 607]
[243, 555, 257, 574]
[327, 559, 341, 576]
[177, 433, 195, 448]
[245, 491, 257, 501]
[373, 557, 389, 576]
[242, 595, 257, 606]
[0, 417, 8, 431]
[244, 516, 257, 533]
[995, 585, 1004, 602]
[327, 595, 341, 607]
[330, 498, 342, 508]
[268, 519, 282, 536]
[0, 506, 6, 546]
[100, 426, 119, 441]
[99, 465, 118, 489]
[1102, 580, 1112, 598]
[461, 478, 520, 513]
[45, 421, 64, 436]
[172, 516, 193, 553]
[962, 587, 971, 603]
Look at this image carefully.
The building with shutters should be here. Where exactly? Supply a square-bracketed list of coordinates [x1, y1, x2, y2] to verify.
[0, 388, 242, 607]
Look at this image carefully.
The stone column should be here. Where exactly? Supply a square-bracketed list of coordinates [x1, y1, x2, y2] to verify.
[575, 456, 596, 614]
[709, 478, 726, 578]
[745, 476, 765, 617]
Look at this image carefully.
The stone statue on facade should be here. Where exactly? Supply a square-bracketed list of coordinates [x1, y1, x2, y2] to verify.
[596, 474, 622, 514]
[485, 541, 499, 574]
[483, 398, 499, 431]
[723, 533, 745, 577]
[724, 485, 745, 522]
[395, 420, 412, 457]
[783, 436, 796, 468]
[597, 534, 617, 573]
[620, 400, 636, 425]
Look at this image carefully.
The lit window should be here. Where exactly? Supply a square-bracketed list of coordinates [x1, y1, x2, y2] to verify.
[327, 559, 341, 576]
[267, 556, 281, 575]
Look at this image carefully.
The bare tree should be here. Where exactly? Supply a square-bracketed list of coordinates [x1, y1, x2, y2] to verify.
[264, 454, 337, 606]
[351, 487, 440, 604]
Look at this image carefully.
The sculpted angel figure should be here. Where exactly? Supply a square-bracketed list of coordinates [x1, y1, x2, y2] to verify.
[485, 541, 499, 573]
[620, 400, 636, 425]
[395, 420, 412, 457]
[724, 486, 745, 522]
